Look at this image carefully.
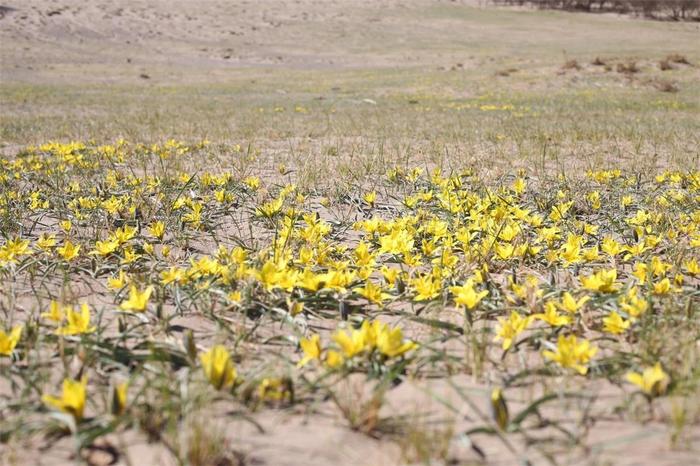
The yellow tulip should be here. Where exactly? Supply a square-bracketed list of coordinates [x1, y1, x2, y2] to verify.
[57, 240, 80, 261]
[200, 345, 236, 390]
[543, 335, 597, 375]
[119, 285, 153, 312]
[602, 311, 630, 335]
[450, 280, 488, 310]
[0, 325, 22, 356]
[297, 334, 321, 368]
[42, 377, 88, 421]
[494, 312, 533, 351]
[626, 363, 669, 397]
[56, 303, 96, 335]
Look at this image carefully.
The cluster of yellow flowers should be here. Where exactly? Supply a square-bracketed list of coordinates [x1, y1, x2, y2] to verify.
[1, 142, 696, 430]
[298, 320, 418, 369]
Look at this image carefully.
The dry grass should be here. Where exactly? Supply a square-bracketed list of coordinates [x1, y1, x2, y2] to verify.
[1, 1, 699, 465]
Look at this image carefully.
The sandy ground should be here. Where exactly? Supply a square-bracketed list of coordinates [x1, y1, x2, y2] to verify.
[1, 2, 700, 466]
[2, 0, 698, 84]
[1, 0, 487, 78]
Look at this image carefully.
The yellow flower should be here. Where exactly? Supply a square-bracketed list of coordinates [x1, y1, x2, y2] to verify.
[294, 268, 322, 291]
[650, 256, 671, 277]
[42, 376, 88, 421]
[254, 260, 294, 291]
[0, 325, 22, 356]
[120, 247, 140, 265]
[91, 237, 119, 256]
[632, 262, 648, 284]
[494, 242, 514, 260]
[601, 236, 622, 257]
[56, 303, 96, 335]
[298, 334, 321, 367]
[113, 225, 136, 244]
[509, 275, 543, 302]
[587, 190, 601, 210]
[558, 292, 589, 314]
[450, 280, 488, 310]
[674, 273, 684, 287]
[535, 302, 572, 327]
[582, 246, 599, 262]
[182, 203, 204, 228]
[229, 290, 242, 305]
[200, 345, 236, 390]
[333, 326, 367, 358]
[111, 381, 129, 415]
[624, 241, 649, 259]
[627, 209, 651, 226]
[402, 252, 423, 267]
[379, 228, 414, 256]
[357, 266, 373, 280]
[411, 273, 441, 301]
[243, 176, 261, 190]
[286, 298, 304, 315]
[490, 388, 509, 431]
[559, 233, 582, 264]
[107, 270, 128, 291]
[257, 377, 292, 402]
[683, 258, 700, 276]
[318, 347, 341, 369]
[652, 278, 672, 295]
[549, 200, 573, 222]
[354, 280, 390, 305]
[148, 221, 166, 240]
[512, 177, 526, 195]
[376, 324, 417, 358]
[119, 285, 153, 312]
[619, 287, 648, 319]
[580, 269, 620, 293]
[353, 241, 376, 267]
[362, 190, 377, 207]
[160, 266, 186, 286]
[274, 266, 301, 292]
[41, 300, 65, 322]
[36, 233, 57, 251]
[494, 312, 533, 351]
[542, 334, 597, 375]
[602, 310, 630, 335]
[256, 197, 284, 218]
[57, 240, 80, 261]
[380, 266, 401, 286]
[626, 363, 669, 397]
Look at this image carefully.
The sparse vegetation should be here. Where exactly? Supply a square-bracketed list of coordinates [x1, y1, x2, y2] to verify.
[617, 60, 640, 74]
[1, 1, 699, 465]
[652, 78, 680, 93]
[562, 59, 582, 70]
[659, 59, 673, 71]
